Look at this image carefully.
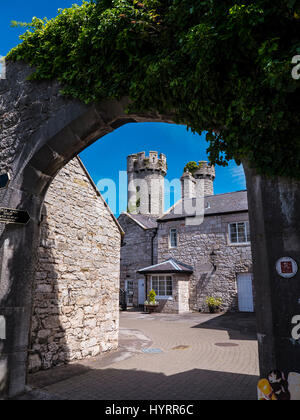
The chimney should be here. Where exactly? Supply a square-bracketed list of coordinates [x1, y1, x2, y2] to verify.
[181, 171, 196, 199]
[193, 162, 216, 197]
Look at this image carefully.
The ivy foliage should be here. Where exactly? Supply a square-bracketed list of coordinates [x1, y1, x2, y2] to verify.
[7, 0, 300, 179]
[184, 161, 202, 175]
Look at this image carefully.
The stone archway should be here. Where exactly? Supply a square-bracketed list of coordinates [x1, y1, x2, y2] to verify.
[0, 61, 174, 398]
[1, 61, 300, 399]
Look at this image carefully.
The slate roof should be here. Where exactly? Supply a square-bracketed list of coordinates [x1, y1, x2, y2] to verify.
[138, 259, 194, 275]
[158, 190, 248, 222]
[123, 213, 158, 229]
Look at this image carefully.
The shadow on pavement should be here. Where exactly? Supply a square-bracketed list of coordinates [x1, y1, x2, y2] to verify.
[24, 366, 258, 400]
[191, 312, 257, 341]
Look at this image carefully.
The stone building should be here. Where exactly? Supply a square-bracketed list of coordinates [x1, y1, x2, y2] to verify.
[29, 157, 123, 372]
[119, 152, 253, 314]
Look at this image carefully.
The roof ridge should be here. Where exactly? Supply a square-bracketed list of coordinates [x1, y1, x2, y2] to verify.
[204, 190, 247, 199]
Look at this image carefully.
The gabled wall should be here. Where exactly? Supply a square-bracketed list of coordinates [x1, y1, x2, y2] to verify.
[29, 158, 121, 372]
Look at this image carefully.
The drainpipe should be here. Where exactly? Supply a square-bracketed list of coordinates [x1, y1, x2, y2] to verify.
[151, 228, 158, 265]
[145, 275, 148, 304]
[146, 228, 158, 300]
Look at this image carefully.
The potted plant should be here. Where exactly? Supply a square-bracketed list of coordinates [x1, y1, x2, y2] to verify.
[144, 289, 159, 313]
[206, 297, 223, 314]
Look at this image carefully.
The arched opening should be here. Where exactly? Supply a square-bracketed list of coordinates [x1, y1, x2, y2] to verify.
[24, 120, 257, 400]
[1, 61, 300, 400]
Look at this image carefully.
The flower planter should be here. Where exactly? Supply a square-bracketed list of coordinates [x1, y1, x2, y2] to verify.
[145, 304, 159, 314]
[208, 306, 220, 314]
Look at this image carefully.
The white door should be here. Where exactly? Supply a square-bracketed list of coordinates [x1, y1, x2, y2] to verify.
[138, 279, 146, 306]
[237, 273, 254, 312]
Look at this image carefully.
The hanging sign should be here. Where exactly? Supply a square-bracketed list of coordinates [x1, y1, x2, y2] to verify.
[276, 257, 298, 279]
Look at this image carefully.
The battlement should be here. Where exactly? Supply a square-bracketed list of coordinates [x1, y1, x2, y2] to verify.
[127, 151, 167, 175]
[193, 161, 215, 180]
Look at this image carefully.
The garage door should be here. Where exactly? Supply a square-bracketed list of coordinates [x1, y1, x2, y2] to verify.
[237, 273, 254, 312]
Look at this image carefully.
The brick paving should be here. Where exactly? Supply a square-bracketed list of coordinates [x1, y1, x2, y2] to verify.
[25, 312, 259, 400]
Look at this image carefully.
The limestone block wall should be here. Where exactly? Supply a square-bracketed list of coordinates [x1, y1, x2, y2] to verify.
[119, 214, 157, 306]
[158, 213, 253, 312]
[29, 158, 121, 372]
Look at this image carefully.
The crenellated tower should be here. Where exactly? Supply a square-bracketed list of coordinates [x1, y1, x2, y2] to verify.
[127, 151, 167, 216]
[180, 161, 215, 199]
[193, 161, 216, 197]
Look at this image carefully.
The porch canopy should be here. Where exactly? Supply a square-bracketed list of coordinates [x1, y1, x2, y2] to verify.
[138, 259, 193, 275]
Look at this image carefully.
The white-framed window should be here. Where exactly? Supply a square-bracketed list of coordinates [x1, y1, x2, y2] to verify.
[229, 222, 251, 244]
[169, 228, 178, 248]
[151, 276, 173, 299]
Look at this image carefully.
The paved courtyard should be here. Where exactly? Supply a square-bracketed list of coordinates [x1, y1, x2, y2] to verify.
[23, 311, 259, 400]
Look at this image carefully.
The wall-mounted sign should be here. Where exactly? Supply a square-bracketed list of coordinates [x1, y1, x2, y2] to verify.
[276, 257, 298, 279]
[0, 208, 30, 225]
[0, 173, 10, 189]
[0, 316, 5, 340]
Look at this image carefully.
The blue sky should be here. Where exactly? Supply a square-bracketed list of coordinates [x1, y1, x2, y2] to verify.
[0, 1, 246, 217]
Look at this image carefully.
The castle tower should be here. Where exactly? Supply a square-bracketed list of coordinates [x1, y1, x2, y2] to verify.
[180, 171, 196, 199]
[127, 151, 167, 216]
[193, 161, 216, 197]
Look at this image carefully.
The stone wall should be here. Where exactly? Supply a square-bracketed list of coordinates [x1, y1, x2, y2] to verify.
[158, 213, 253, 312]
[119, 214, 157, 306]
[29, 158, 121, 372]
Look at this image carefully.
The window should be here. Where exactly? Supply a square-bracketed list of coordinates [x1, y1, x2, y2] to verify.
[136, 187, 141, 209]
[151, 276, 173, 298]
[126, 280, 134, 306]
[229, 222, 251, 244]
[170, 229, 178, 248]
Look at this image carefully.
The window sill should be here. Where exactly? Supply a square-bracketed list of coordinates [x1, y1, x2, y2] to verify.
[228, 242, 251, 247]
[156, 297, 173, 301]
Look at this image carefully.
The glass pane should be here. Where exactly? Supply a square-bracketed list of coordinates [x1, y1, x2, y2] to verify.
[159, 280, 166, 296]
[170, 230, 177, 247]
[246, 222, 251, 242]
[152, 277, 158, 294]
[238, 223, 246, 243]
[230, 224, 238, 243]
[166, 287, 173, 296]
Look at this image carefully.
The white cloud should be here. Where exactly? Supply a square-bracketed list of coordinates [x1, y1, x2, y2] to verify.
[229, 165, 246, 190]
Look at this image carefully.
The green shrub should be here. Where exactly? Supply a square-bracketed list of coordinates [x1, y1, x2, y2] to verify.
[148, 289, 157, 305]
[206, 296, 223, 308]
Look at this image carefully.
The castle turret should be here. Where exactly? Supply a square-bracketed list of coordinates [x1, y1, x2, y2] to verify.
[127, 151, 167, 216]
[180, 171, 196, 199]
[193, 161, 215, 197]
